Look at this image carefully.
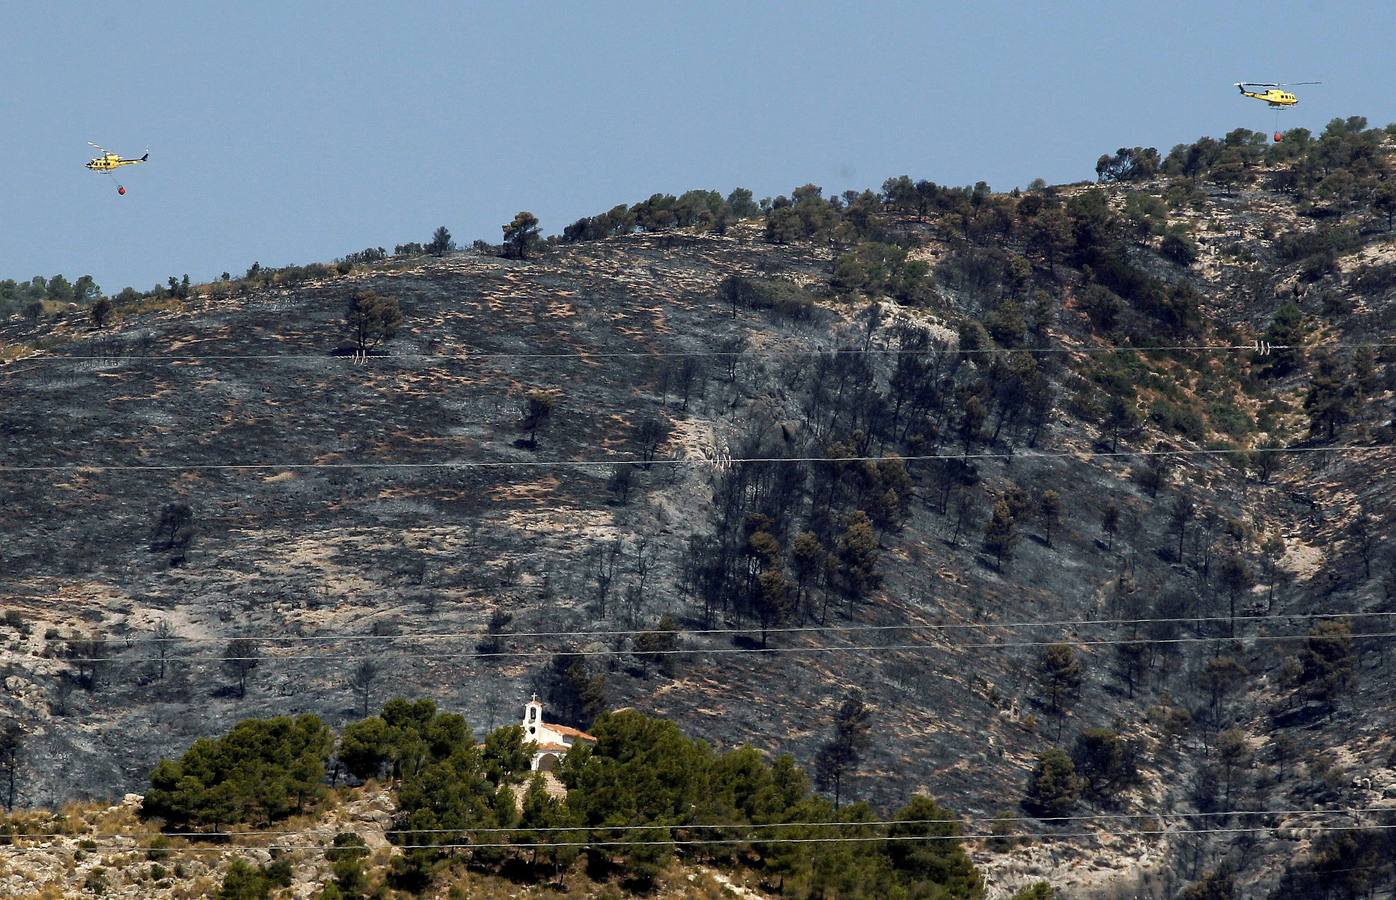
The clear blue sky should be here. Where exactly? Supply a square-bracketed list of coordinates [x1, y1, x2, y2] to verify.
[2, 0, 1391, 293]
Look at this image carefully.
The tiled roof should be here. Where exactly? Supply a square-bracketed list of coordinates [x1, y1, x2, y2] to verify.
[547, 724, 596, 742]
[535, 742, 570, 753]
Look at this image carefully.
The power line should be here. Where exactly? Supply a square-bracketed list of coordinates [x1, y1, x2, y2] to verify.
[1, 442, 1391, 475]
[52, 628, 1396, 664]
[3, 805, 1384, 841]
[33, 610, 1396, 647]
[3, 823, 1394, 853]
[12, 338, 1396, 368]
[0, 341, 1309, 366]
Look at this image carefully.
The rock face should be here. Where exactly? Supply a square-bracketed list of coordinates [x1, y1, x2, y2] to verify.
[2, 160, 1396, 895]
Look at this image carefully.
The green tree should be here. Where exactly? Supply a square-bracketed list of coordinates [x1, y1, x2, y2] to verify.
[982, 498, 1018, 569]
[45, 274, 72, 301]
[541, 654, 607, 728]
[427, 225, 454, 256]
[1038, 644, 1083, 740]
[1071, 729, 1138, 803]
[726, 187, 760, 219]
[1024, 749, 1080, 817]
[1304, 352, 1356, 439]
[1293, 619, 1357, 705]
[143, 714, 334, 828]
[71, 274, 101, 304]
[830, 511, 881, 617]
[516, 773, 582, 876]
[1372, 180, 1396, 231]
[560, 710, 712, 883]
[480, 725, 533, 786]
[0, 722, 19, 812]
[815, 691, 872, 810]
[1025, 207, 1071, 273]
[502, 211, 541, 259]
[339, 716, 393, 782]
[1260, 301, 1307, 376]
[343, 290, 403, 354]
[885, 794, 985, 898]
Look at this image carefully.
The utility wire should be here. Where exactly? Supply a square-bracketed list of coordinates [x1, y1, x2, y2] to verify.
[30, 610, 1396, 647]
[4, 823, 1395, 853]
[12, 338, 1396, 366]
[4, 805, 1386, 841]
[51, 628, 1396, 664]
[0, 342, 1299, 365]
[1, 442, 1391, 474]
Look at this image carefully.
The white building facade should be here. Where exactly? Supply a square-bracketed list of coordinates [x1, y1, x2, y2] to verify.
[520, 693, 596, 772]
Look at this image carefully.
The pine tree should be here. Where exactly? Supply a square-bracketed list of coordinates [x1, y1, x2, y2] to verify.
[815, 691, 872, 809]
[983, 498, 1018, 569]
[343, 290, 403, 354]
[1038, 644, 1083, 740]
[426, 225, 454, 256]
[503, 211, 541, 260]
[1024, 748, 1079, 817]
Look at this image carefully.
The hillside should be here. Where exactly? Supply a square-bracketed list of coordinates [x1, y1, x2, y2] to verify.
[3, 119, 1396, 897]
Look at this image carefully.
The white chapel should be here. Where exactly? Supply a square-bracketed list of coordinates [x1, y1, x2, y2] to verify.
[520, 693, 597, 772]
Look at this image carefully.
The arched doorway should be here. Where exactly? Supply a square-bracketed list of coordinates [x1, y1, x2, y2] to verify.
[537, 753, 560, 773]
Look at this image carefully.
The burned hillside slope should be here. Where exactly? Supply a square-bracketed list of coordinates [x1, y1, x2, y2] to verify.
[4, 122, 1396, 896]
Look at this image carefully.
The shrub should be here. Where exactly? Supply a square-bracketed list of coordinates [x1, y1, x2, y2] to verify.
[1160, 229, 1198, 265]
[718, 275, 817, 320]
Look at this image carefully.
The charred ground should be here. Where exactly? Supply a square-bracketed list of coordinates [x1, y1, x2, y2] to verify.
[3, 120, 1396, 896]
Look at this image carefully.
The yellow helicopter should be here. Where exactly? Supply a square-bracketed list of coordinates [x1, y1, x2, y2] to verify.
[85, 143, 148, 195]
[1234, 81, 1320, 108]
[85, 142, 148, 172]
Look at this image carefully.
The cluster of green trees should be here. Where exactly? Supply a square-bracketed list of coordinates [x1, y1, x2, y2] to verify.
[147, 702, 989, 898]
[561, 188, 761, 241]
[1, 273, 102, 320]
[142, 715, 334, 829]
[388, 706, 984, 897]
[718, 274, 819, 320]
[1023, 727, 1141, 817]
